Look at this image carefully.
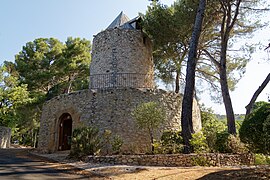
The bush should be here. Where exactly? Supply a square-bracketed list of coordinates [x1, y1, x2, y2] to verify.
[255, 154, 270, 165]
[160, 130, 184, 154]
[151, 130, 184, 154]
[214, 131, 229, 153]
[215, 132, 247, 154]
[239, 102, 270, 154]
[111, 135, 123, 154]
[200, 106, 226, 152]
[226, 134, 248, 154]
[263, 115, 270, 153]
[190, 132, 210, 153]
[69, 126, 125, 157]
[69, 126, 101, 158]
[191, 156, 211, 166]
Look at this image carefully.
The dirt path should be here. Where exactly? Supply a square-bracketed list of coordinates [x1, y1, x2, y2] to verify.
[5, 145, 268, 180]
[98, 166, 270, 179]
[33, 150, 270, 180]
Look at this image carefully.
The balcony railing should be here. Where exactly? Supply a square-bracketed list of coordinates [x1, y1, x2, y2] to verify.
[90, 73, 154, 89]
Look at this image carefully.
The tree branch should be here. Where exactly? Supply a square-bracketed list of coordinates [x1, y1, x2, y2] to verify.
[202, 49, 221, 68]
[245, 73, 270, 116]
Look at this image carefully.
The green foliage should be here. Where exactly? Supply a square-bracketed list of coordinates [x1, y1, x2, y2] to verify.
[239, 102, 270, 154]
[1, 37, 91, 147]
[132, 101, 165, 153]
[254, 154, 270, 165]
[200, 106, 226, 152]
[263, 115, 270, 153]
[111, 135, 123, 154]
[191, 156, 211, 166]
[215, 131, 230, 153]
[0, 64, 32, 127]
[215, 132, 247, 154]
[161, 130, 183, 145]
[70, 126, 124, 157]
[152, 130, 184, 154]
[190, 132, 210, 153]
[152, 141, 163, 154]
[15, 38, 65, 92]
[101, 129, 124, 154]
[69, 126, 101, 158]
[142, 0, 196, 91]
[226, 134, 248, 154]
[252, 101, 269, 112]
[14, 37, 91, 97]
[200, 106, 247, 154]
[160, 130, 183, 154]
[132, 101, 165, 131]
[54, 37, 91, 94]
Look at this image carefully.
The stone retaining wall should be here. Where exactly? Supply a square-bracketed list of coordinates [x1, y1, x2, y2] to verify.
[0, 126, 11, 148]
[86, 153, 254, 167]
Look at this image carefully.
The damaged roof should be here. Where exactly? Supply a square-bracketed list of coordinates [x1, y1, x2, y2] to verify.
[106, 11, 141, 30]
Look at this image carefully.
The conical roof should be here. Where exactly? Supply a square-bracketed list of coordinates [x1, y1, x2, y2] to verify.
[107, 11, 130, 29]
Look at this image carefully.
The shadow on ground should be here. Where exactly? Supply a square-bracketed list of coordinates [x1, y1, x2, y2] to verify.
[197, 168, 270, 180]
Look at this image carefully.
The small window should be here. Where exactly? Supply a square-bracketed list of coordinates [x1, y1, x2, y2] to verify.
[143, 37, 147, 45]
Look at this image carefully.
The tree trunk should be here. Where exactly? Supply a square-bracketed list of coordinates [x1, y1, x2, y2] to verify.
[245, 73, 270, 116]
[149, 129, 154, 154]
[175, 70, 180, 93]
[220, 36, 236, 134]
[181, 0, 206, 154]
[220, 65, 236, 134]
[67, 81, 72, 94]
[34, 131, 37, 148]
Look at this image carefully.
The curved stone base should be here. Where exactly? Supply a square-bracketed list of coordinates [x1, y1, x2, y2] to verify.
[38, 88, 201, 154]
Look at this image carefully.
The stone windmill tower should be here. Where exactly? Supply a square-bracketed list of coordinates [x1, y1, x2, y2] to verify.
[90, 12, 154, 89]
[38, 12, 201, 154]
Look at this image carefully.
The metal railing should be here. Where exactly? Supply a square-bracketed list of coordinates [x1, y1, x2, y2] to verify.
[90, 73, 154, 89]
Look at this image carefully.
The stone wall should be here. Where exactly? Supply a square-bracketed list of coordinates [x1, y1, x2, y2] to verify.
[38, 88, 201, 154]
[0, 126, 11, 148]
[86, 153, 255, 167]
[90, 29, 154, 89]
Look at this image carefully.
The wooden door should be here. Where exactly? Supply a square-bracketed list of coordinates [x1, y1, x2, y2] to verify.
[58, 114, 72, 150]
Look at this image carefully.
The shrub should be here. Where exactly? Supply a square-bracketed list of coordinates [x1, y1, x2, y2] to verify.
[215, 131, 230, 153]
[255, 154, 270, 165]
[191, 156, 211, 166]
[151, 130, 184, 154]
[200, 106, 226, 152]
[190, 131, 210, 153]
[215, 132, 247, 154]
[69, 126, 101, 158]
[263, 115, 270, 153]
[69, 126, 125, 157]
[226, 134, 248, 154]
[160, 130, 184, 154]
[152, 140, 164, 154]
[111, 135, 123, 154]
[239, 102, 270, 154]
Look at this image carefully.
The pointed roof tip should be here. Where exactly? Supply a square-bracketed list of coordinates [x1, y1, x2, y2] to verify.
[106, 11, 130, 30]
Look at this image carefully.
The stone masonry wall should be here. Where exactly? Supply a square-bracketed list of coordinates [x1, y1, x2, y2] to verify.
[90, 29, 154, 89]
[86, 153, 255, 167]
[38, 88, 201, 154]
[0, 126, 11, 148]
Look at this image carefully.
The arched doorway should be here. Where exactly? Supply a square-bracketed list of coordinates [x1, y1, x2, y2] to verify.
[58, 113, 72, 151]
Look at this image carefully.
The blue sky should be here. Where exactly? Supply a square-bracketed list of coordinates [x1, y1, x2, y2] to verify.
[0, 0, 166, 62]
[0, 0, 269, 114]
